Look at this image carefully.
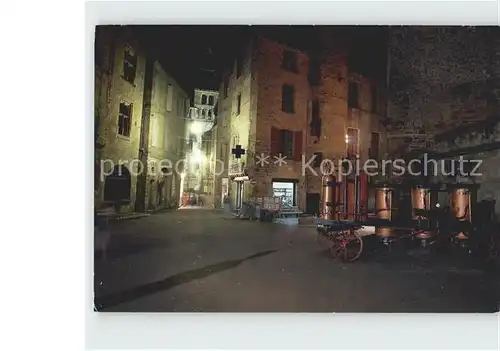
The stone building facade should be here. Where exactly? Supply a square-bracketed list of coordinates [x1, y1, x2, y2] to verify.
[94, 26, 189, 213]
[184, 89, 218, 199]
[214, 35, 387, 213]
[145, 62, 190, 211]
[94, 26, 146, 212]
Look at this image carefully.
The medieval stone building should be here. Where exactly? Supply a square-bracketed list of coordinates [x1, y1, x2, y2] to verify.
[213, 32, 387, 213]
[94, 26, 189, 213]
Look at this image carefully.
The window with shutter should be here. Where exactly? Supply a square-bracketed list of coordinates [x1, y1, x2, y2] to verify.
[313, 152, 323, 167]
[270, 127, 281, 156]
[310, 100, 321, 137]
[282, 130, 294, 158]
[293, 131, 303, 160]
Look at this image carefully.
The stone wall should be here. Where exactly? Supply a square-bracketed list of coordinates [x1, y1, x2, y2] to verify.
[145, 62, 188, 210]
[433, 119, 500, 215]
[95, 26, 146, 212]
[95, 26, 188, 212]
[386, 27, 500, 154]
[214, 35, 388, 212]
[251, 37, 310, 210]
[306, 49, 387, 198]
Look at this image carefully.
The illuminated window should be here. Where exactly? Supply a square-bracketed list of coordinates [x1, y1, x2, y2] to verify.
[346, 128, 359, 157]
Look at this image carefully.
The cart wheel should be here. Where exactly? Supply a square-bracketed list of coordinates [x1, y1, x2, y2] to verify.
[316, 228, 328, 247]
[335, 230, 363, 262]
[329, 237, 342, 260]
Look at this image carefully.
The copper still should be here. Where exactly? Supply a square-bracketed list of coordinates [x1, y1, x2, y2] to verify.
[320, 175, 337, 220]
[375, 186, 393, 237]
[451, 187, 471, 239]
[411, 186, 432, 239]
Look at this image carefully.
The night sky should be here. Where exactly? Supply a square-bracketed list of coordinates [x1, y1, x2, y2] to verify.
[133, 25, 389, 94]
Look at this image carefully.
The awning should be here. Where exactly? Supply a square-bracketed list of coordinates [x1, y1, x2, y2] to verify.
[234, 175, 249, 181]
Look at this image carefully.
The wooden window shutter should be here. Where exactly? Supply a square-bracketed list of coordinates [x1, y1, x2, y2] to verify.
[271, 127, 281, 156]
[293, 131, 303, 161]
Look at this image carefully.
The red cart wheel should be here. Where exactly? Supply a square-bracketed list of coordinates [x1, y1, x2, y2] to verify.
[330, 229, 363, 262]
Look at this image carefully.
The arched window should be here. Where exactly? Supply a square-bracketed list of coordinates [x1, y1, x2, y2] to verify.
[201, 94, 207, 104]
[208, 95, 214, 105]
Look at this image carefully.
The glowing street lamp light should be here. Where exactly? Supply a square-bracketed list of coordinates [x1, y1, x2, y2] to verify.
[190, 149, 204, 165]
[345, 134, 350, 143]
[190, 121, 203, 135]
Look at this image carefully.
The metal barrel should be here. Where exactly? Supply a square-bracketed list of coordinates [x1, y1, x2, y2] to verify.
[411, 185, 433, 239]
[320, 175, 337, 220]
[375, 186, 393, 237]
[451, 187, 471, 239]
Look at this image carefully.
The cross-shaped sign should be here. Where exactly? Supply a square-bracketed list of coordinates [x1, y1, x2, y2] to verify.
[232, 145, 246, 159]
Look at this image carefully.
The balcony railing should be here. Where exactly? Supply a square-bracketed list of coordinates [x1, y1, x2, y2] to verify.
[186, 106, 216, 122]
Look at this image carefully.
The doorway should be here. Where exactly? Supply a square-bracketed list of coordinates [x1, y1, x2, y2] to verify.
[235, 181, 244, 209]
[272, 179, 296, 207]
[221, 177, 229, 207]
[306, 193, 320, 215]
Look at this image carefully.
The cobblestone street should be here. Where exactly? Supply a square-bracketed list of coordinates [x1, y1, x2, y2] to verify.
[94, 209, 499, 313]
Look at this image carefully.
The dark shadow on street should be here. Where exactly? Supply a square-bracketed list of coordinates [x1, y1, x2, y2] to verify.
[95, 249, 279, 311]
[95, 233, 171, 261]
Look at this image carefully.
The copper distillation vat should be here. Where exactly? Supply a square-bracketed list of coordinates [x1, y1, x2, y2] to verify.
[320, 175, 338, 220]
[411, 185, 433, 240]
[450, 186, 472, 240]
[375, 186, 393, 238]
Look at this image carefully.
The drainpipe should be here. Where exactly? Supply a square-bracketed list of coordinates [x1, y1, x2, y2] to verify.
[135, 58, 154, 213]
